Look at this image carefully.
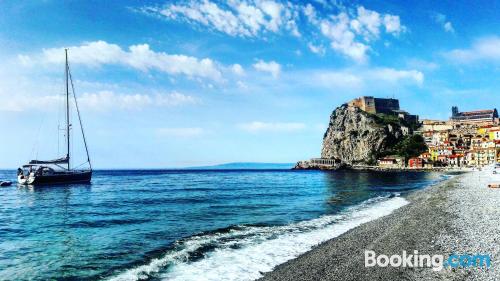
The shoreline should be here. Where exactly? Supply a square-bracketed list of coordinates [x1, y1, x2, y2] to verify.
[260, 170, 500, 281]
[293, 163, 474, 172]
[348, 165, 472, 173]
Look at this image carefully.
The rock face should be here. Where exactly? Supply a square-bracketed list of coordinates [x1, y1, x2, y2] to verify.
[321, 104, 409, 165]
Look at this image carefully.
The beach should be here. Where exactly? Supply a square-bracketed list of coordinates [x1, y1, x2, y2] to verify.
[261, 169, 500, 281]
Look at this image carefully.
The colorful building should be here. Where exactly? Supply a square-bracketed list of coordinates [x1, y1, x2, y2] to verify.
[419, 152, 432, 161]
[408, 157, 423, 168]
[489, 129, 500, 141]
[437, 155, 448, 164]
[448, 154, 465, 167]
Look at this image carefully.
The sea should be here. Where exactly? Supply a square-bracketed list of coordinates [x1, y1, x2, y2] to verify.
[0, 169, 450, 280]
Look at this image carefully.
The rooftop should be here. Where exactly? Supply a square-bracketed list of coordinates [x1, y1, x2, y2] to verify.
[459, 109, 496, 116]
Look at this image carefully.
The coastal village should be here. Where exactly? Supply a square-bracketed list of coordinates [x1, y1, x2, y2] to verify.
[303, 96, 500, 170]
[383, 100, 498, 169]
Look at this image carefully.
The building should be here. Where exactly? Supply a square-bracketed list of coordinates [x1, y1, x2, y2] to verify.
[481, 141, 497, 164]
[489, 129, 500, 141]
[310, 158, 340, 166]
[377, 156, 405, 168]
[437, 155, 448, 164]
[448, 154, 465, 167]
[421, 119, 453, 132]
[467, 141, 497, 166]
[393, 110, 419, 125]
[471, 136, 487, 149]
[431, 131, 449, 146]
[477, 125, 498, 135]
[418, 152, 432, 161]
[496, 141, 500, 163]
[408, 157, 423, 168]
[428, 145, 439, 161]
[451, 106, 499, 124]
[348, 96, 400, 114]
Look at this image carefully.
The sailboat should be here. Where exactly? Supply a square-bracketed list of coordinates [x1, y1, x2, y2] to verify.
[17, 49, 92, 185]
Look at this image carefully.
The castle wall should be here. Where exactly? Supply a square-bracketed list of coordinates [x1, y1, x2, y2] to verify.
[374, 98, 400, 114]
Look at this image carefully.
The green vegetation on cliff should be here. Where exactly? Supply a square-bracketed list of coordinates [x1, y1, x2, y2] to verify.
[378, 134, 428, 161]
[371, 112, 420, 131]
[373, 113, 402, 126]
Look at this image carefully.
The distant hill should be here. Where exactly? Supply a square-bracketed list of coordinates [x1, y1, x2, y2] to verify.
[186, 162, 294, 170]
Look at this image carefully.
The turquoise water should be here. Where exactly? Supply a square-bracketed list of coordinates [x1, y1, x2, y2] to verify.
[0, 169, 447, 280]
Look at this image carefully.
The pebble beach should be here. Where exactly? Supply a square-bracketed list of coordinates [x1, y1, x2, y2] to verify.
[261, 169, 500, 281]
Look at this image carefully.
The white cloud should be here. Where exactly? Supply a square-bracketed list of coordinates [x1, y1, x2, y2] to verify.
[231, 63, 245, 75]
[311, 71, 364, 89]
[0, 90, 198, 112]
[366, 68, 424, 85]
[147, 0, 300, 38]
[320, 13, 369, 62]
[156, 127, 204, 137]
[253, 59, 281, 78]
[0, 95, 61, 112]
[383, 14, 404, 34]
[355, 6, 381, 40]
[17, 55, 33, 66]
[317, 6, 404, 62]
[406, 58, 439, 71]
[238, 121, 306, 133]
[444, 36, 500, 63]
[79, 91, 199, 110]
[143, 2, 405, 62]
[259, 1, 284, 32]
[307, 43, 326, 55]
[302, 67, 424, 90]
[236, 80, 248, 89]
[443, 22, 454, 33]
[303, 3, 318, 25]
[432, 13, 454, 33]
[25, 41, 223, 81]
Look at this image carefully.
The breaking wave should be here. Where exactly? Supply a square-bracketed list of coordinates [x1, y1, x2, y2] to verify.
[108, 196, 409, 281]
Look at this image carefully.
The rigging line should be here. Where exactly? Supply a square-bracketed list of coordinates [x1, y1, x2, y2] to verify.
[68, 64, 92, 171]
[73, 161, 90, 170]
[69, 88, 73, 169]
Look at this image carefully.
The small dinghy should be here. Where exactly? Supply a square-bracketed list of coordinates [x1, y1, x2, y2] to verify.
[0, 181, 12, 187]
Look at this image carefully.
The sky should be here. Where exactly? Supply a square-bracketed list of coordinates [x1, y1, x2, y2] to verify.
[0, 0, 499, 168]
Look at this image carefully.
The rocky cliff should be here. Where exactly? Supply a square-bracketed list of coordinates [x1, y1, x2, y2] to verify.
[320, 104, 410, 165]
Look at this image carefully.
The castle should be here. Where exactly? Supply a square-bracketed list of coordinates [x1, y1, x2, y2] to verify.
[347, 96, 399, 114]
[347, 96, 419, 124]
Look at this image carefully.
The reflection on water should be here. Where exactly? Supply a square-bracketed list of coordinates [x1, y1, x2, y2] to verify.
[321, 171, 434, 212]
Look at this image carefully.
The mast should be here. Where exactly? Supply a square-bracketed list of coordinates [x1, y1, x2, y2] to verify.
[65, 49, 70, 170]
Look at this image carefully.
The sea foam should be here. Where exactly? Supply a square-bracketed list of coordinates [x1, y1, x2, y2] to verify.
[108, 196, 408, 281]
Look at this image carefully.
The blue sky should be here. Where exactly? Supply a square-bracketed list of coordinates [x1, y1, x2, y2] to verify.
[0, 0, 499, 168]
